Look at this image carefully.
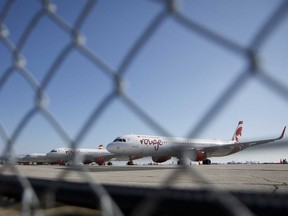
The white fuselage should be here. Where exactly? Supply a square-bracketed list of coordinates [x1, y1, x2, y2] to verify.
[107, 134, 235, 159]
[46, 147, 128, 165]
[16, 153, 50, 164]
[106, 122, 285, 163]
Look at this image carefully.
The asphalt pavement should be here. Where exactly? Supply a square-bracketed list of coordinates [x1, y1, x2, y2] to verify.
[2, 164, 288, 193]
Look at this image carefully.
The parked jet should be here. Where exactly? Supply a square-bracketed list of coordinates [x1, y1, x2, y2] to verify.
[16, 153, 50, 165]
[106, 121, 286, 165]
[0, 153, 50, 165]
[46, 144, 127, 165]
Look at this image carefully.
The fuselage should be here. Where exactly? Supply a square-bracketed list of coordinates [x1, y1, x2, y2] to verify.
[46, 147, 129, 165]
[46, 147, 114, 165]
[107, 134, 235, 159]
[106, 121, 286, 164]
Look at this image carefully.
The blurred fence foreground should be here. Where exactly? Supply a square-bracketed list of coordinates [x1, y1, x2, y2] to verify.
[1, 0, 288, 215]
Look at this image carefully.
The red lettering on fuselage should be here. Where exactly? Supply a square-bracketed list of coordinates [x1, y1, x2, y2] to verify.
[140, 139, 162, 151]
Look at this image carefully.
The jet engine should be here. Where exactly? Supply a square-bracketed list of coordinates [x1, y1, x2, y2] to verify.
[151, 156, 171, 163]
[95, 157, 106, 165]
[194, 150, 207, 161]
[184, 149, 207, 161]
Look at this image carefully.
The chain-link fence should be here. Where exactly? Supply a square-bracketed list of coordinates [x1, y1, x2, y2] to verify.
[1, 0, 288, 215]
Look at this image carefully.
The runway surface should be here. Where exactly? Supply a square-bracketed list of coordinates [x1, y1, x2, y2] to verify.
[2, 164, 288, 193]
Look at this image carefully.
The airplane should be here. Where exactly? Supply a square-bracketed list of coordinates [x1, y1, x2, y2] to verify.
[0, 153, 50, 165]
[46, 144, 128, 165]
[16, 153, 50, 165]
[106, 121, 286, 165]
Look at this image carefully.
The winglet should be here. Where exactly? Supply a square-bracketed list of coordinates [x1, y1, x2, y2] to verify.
[98, 144, 103, 150]
[279, 126, 286, 140]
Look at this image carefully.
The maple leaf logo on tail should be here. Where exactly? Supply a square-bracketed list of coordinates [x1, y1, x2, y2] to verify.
[232, 121, 243, 143]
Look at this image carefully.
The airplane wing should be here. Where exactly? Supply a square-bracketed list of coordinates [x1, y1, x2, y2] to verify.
[236, 126, 286, 149]
[92, 153, 129, 165]
[100, 154, 116, 161]
[200, 126, 286, 157]
[100, 154, 129, 162]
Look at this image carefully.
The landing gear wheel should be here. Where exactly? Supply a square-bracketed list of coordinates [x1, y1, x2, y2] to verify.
[127, 161, 134, 165]
[202, 159, 211, 165]
[177, 159, 184, 165]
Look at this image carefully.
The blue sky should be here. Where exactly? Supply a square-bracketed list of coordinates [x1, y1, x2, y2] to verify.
[1, 0, 288, 163]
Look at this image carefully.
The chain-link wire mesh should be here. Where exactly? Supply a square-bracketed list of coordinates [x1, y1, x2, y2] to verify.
[1, 0, 288, 215]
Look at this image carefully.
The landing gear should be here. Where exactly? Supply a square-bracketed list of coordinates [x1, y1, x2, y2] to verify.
[202, 159, 211, 165]
[127, 160, 134, 165]
[177, 158, 191, 165]
[107, 161, 113, 166]
[177, 159, 184, 165]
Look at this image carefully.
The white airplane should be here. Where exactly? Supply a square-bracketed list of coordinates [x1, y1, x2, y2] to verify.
[16, 153, 50, 165]
[46, 144, 127, 165]
[106, 121, 286, 165]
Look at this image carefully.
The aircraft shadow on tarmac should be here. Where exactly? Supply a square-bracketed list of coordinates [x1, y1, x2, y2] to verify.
[60, 165, 180, 172]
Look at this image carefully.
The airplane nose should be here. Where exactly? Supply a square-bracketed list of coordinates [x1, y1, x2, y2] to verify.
[107, 143, 118, 153]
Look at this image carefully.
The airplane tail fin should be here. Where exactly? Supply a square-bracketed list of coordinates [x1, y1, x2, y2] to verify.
[232, 121, 243, 143]
[98, 144, 103, 150]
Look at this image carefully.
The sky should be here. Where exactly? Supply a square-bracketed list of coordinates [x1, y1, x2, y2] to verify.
[0, 0, 288, 164]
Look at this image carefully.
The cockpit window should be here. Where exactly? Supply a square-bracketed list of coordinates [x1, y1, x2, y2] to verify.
[113, 138, 126, 142]
[50, 149, 57, 152]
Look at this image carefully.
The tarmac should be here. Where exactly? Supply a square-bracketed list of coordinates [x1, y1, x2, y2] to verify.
[2, 164, 288, 193]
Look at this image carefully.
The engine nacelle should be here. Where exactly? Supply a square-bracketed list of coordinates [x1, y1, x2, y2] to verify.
[152, 156, 171, 163]
[95, 157, 106, 165]
[54, 160, 66, 165]
[184, 149, 208, 161]
[194, 150, 207, 161]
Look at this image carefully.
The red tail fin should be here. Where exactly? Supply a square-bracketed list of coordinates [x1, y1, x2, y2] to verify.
[232, 121, 243, 143]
